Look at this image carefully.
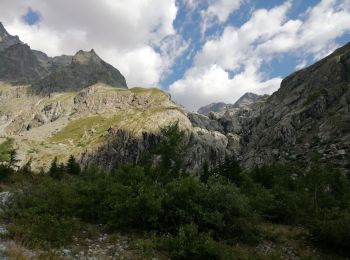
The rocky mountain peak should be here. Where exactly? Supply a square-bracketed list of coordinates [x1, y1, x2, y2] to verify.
[0, 22, 9, 37]
[232, 92, 263, 108]
[72, 49, 102, 65]
[0, 22, 22, 52]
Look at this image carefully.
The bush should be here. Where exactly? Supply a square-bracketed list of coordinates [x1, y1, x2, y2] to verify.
[309, 210, 350, 253]
[7, 214, 80, 248]
[158, 224, 220, 260]
[0, 164, 14, 181]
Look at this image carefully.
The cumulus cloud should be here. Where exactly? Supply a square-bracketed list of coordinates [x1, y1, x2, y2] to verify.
[1, 0, 185, 87]
[170, 0, 350, 111]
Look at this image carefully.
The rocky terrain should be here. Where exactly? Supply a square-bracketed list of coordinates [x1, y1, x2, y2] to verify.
[0, 21, 349, 174]
[191, 43, 350, 172]
[0, 82, 230, 172]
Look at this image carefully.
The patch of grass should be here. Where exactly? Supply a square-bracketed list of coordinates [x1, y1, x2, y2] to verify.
[50, 115, 124, 146]
[130, 87, 164, 96]
[0, 138, 14, 163]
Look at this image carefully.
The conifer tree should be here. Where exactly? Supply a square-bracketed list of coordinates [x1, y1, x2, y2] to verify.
[49, 157, 62, 180]
[66, 155, 81, 175]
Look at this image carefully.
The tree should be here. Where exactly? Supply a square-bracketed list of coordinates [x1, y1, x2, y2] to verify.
[66, 155, 81, 175]
[153, 121, 186, 180]
[211, 156, 242, 185]
[49, 157, 62, 180]
[200, 160, 210, 183]
[9, 149, 20, 169]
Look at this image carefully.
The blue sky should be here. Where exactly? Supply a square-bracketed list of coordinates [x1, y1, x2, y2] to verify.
[2, 0, 350, 110]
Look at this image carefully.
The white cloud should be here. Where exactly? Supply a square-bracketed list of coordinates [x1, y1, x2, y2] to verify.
[205, 0, 243, 22]
[1, 0, 182, 87]
[201, 0, 244, 34]
[170, 0, 350, 111]
[295, 60, 307, 70]
[170, 65, 282, 112]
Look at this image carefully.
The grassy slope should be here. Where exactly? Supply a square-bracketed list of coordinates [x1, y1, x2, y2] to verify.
[0, 83, 188, 169]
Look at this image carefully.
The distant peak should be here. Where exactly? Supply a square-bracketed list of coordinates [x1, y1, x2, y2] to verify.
[0, 22, 10, 36]
[232, 92, 262, 108]
[241, 92, 259, 98]
[72, 49, 102, 65]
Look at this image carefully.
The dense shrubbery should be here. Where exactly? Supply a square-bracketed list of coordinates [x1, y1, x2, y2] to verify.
[1, 122, 350, 257]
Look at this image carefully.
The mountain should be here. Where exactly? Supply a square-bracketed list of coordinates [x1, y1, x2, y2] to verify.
[231, 92, 266, 109]
[32, 49, 127, 93]
[0, 83, 227, 171]
[0, 23, 227, 172]
[192, 42, 350, 172]
[239, 43, 350, 169]
[0, 22, 127, 91]
[197, 92, 266, 116]
[0, 22, 21, 52]
[197, 102, 228, 115]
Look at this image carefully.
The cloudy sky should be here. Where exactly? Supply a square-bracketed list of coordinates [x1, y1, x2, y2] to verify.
[1, 0, 350, 111]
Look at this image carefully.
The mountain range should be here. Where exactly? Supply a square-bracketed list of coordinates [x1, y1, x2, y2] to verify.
[0, 22, 349, 174]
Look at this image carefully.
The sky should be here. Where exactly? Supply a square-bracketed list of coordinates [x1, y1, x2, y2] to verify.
[1, 0, 350, 111]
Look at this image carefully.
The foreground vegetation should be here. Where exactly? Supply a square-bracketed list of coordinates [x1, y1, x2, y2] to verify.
[0, 123, 349, 259]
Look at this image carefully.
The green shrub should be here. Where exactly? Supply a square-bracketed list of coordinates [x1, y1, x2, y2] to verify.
[0, 164, 14, 181]
[310, 210, 350, 253]
[158, 224, 220, 260]
[7, 214, 80, 248]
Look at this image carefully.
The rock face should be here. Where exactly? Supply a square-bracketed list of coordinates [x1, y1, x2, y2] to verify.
[240, 43, 350, 170]
[0, 22, 127, 91]
[194, 42, 350, 172]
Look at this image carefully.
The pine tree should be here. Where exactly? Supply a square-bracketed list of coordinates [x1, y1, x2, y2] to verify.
[49, 157, 62, 180]
[216, 156, 242, 184]
[66, 155, 81, 175]
[200, 160, 210, 183]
